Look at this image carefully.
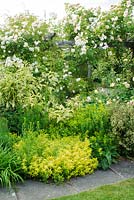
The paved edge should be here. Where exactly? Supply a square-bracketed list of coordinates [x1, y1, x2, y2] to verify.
[1, 159, 134, 200]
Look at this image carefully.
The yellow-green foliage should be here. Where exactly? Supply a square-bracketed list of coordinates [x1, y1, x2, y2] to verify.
[14, 132, 98, 182]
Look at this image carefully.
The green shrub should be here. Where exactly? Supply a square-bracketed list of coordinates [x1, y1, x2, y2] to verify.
[0, 117, 19, 149]
[110, 103, 134, 156]
[14, 132, 98, 183]
[48, 103, 110, 139]
[21, 105, 49, 133]
[0, 117, 10, 147]
[67, 104, 110, 137]
[90, 133, 119, 170]
[0, 105, 49, 134]
[48, 123, 75, 138]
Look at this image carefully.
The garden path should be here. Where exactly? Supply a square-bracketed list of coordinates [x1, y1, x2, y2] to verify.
[0, 159, 134, 200]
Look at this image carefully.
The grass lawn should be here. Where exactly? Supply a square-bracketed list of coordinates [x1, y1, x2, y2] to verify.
[52, 178, 134, 200]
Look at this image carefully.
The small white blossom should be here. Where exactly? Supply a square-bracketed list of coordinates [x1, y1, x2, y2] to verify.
[123, 82, 130, 88]
[100, 34, 107, 41]
[1, 45, 6, 49]
[80, 45, 87, 55]
[35, 68, 39, 73]
[100, 42, 103, 47]
[116, 78, 120, 82]
[5, 57, 12, 67]
[105, 25, 110, 29]
[68, 71, 72, 75]
[63, 74, 68, 79]
[29, 47, 34, 52]
[106, 100, 112, 105]
[102, 43, 108, 49]
[86, 96, 91, 102]
[74, 34, 87, 47]
[117, 37, 122, 42]
[76, 78, 81, 82]
[112, 16, 118, 21]
[94, 44, 97, 48]
[110, 83, 115, 87]
[24, 42, 29, 48]
[34, 40, 40, 46]
[71, 48, 75, 53]
[37, 31, 42, 35]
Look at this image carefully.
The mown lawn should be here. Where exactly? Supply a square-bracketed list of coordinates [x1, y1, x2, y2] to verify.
[52, 178, 134, 200]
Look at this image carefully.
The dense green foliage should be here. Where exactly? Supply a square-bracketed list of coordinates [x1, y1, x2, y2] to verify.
[0, 0, 134, 187]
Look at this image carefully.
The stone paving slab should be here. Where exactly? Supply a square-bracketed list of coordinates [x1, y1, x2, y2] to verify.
[15, 180, 76, 200]
[15, 160, 134, 200]
[1, 159, 134, 200]
[68, 169, 124, 193]
[111, 159, 134, 178]
[0, 187, 16, 200]
[14, 172, 123, 200]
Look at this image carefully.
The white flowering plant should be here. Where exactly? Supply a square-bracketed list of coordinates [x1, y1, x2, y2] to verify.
[0, 0, 134, 134]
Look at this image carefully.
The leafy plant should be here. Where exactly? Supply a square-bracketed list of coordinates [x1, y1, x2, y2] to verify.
[90, 133, 119, 170]
[14, 132, 98, 183]
[0, 145, 23, 188]
[67, 104, 110, 137]
[110, 103, 134, 156]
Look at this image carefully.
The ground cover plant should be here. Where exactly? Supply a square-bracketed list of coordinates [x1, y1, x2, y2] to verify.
[13, 132, 98, 183]
[0, 0, 134, 187]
